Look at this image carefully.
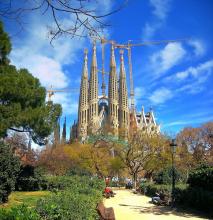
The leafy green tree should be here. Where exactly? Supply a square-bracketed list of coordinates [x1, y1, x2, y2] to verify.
[0, 21, 62, 145]
[187, 163, 213, 191]
[0, 21, 11, 65]
[0, 141, 20, 203]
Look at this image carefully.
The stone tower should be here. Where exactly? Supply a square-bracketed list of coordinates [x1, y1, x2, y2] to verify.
[118, 50, 129, 138]
[88, 44, 99, 134]
[77, 49, 89, 140]
[108, 45, 119, 136]
[71, 45, 160, 142]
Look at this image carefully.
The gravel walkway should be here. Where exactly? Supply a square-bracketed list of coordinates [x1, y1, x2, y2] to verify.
[104, 189, 207, 220]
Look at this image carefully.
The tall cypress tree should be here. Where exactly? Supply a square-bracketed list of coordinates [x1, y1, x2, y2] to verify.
[53, 117, 60, 147]
[62, 116, 66, 144]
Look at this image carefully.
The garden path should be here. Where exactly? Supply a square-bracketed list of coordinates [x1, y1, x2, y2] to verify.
[104, 189, 207, 220]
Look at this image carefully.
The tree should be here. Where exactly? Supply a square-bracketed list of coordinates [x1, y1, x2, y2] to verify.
[201, 122, 213, 164]
[176, 122, 213, 167]
[0, 21, 11, 65]
[5, 133, 38, 165]
[63, 135, 125, 178]
[117, 132, 168, 189]
[0, 141, 20, 203]
[0, 1, 127, 42]
[0, 21, 62, 145]
[37, 145, 72, 175]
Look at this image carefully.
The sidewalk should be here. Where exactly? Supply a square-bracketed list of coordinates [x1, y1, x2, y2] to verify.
[104, 189, 207, 220]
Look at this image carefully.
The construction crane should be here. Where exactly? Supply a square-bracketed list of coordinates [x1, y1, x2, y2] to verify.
[100, 37, 188, 113]
[46, 85, 78, 102]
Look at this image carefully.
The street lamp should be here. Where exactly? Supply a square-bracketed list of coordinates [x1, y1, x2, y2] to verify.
[170, 138, 177, 208]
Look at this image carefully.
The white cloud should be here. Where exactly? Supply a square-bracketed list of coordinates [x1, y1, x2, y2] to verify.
[142, 23, 160, 40]
[12, 54, 69, 89]
[9, 14, 87, 120]
[52, 92, 79, 115]
[176, 59, 213, 80]
[163, 116, 213, 128]
[150, 42, 186, 75]
[149, 87, 173, 104]
[188, 39, 205, 57]
[150, 0, 171, 20]
[142, 0, 171, 39]
[173, 60, 213, 94]
[134, 87, 146, 106]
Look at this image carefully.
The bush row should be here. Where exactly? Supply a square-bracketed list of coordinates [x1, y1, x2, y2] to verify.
[140, 183, 213, 215]
[37, 175, 105, 220]
[187, 164, 213, 191]
[0, 175, 105, 220]
[0, 204, 41, 220]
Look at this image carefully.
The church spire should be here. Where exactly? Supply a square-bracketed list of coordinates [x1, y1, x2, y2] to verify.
[108, 44, 119, 135]
[83, 48, 88, 77]
[118, 50, 129, 138]
[88, 43, 99, 134]
[77, 49, 89, 140]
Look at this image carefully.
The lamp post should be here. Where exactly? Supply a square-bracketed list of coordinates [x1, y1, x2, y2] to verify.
[170, 138, 177, 208]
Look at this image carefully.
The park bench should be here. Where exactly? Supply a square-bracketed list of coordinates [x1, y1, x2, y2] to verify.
[156, 195, 171, 206]
[97, 202, 115, 220]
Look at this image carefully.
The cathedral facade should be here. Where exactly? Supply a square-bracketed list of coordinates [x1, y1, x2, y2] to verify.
[71, 44, 160, 142]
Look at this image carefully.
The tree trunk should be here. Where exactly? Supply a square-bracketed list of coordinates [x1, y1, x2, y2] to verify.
[133, 172, 137, 190]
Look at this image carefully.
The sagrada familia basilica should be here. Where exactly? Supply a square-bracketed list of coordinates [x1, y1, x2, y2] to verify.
[69, 43, 160, 142]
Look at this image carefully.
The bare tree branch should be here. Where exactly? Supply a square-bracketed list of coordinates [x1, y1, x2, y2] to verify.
[0, 0, 127, 42]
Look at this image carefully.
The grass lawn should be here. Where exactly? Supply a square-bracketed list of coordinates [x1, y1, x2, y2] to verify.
[0, 191, 50, 209]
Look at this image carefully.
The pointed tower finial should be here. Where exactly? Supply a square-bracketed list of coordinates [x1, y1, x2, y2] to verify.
[142, 106, 144, 112]
[119, 50, 125, 77]
[82, 48, 88, 78]
[91, 43, 97, 67]
[110, 44, 116, 67]
[84, 48, 88, 59]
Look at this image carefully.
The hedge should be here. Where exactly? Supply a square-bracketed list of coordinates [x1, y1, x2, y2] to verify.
[187, 164, 213, 191]
[0, 204, 41, 220]
[0, 175, 105, 220]
[140, 183, 213, 215]
[36, 175, 104, 220]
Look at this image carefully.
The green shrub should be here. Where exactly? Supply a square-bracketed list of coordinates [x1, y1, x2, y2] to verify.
[141, 182, 213, 215]
[37, 190, 102, 220]
[0, 141, 20, 203]
[153, 167, 187, 184]
[36, 175, 104, 220]
[188, 164, 213, 191]
[175, 186, 213, 215]
[16, 165, 47, 191]
[45, 175, 105, 192]
[0, 204, 41, 220]
[66, 166, 92, 176]
[140, 182, 172, 197]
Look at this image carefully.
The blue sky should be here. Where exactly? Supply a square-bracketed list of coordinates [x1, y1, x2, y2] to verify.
[2, 0, 213, 138]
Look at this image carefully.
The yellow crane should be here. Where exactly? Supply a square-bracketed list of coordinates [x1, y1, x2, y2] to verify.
[100, 37, 188, 113]
[46, 85, 78, 102]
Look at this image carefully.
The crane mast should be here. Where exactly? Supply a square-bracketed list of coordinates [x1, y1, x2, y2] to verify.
[101, 39, 106, 97]
[127, 43, 135, 112]
[98, 37, 187, 114]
